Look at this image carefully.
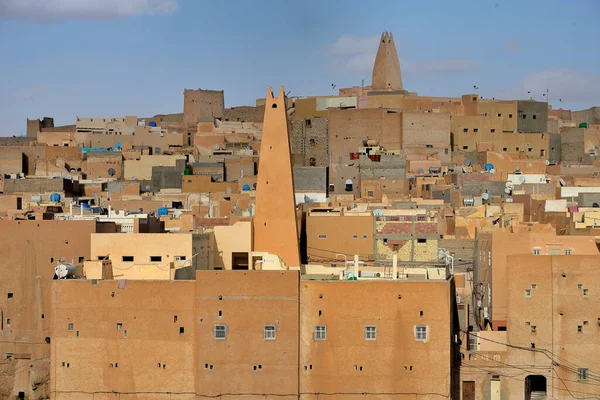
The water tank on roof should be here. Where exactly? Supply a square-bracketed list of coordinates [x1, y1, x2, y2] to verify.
[579, 122, 588, 128]
[463, 197, 475, 207]
[149, 121, 157, 127]
[158, 207, 169, 216]
[55, 263, 76, 279]
[484, 163, 494, 171]
[242, 184, 251, 191]
[184, 168, 192, 175]
[50, 193, 61, 202]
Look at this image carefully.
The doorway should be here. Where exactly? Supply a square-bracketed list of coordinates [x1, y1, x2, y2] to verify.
[525, 375, 547, 400]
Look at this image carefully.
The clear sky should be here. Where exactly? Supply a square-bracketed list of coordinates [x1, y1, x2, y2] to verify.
[0, 0, 599, 136]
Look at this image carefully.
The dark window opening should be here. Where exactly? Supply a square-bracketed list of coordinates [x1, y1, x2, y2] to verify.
[462, 146, 469, 150]
[491, 129, 496, 133]
[525, 375, 547, 400]
[272, 103, 277, 108]
[305, 119, 312, 128]
[533, 115, 537, 119]
[473, 128, 479, 133]
[122, 256, 134, 262]
[417, 238, 427, 244]
[150, 256, 162, 262]
[7, 293, 13, 299]
[179, 327, 184, 334]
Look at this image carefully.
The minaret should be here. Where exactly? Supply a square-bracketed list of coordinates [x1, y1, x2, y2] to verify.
[253, 86, 300, 267]
[371, 31, 403, 91]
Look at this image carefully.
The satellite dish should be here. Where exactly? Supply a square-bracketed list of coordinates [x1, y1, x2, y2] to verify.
[417, 168, 425, 174]
[482, 192, 490, 201]
[132, 176, 136, 180]
[221, 144, 226, 150]
[520, 176, 527, 184]
[515, 166, 521, 171]
[504, 187, 512, 194]
[108, 168, 116, 177]
[559, 178, 566, 187]
[506, 181, 514, 188]
[246, 145, 252, 150]
[145, 185, 151, 191]
[213, 145, 220, 150]
[463, 160, 472, 167]
[545, 160, 550, 166]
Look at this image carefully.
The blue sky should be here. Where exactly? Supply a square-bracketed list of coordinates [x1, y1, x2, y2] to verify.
[0, 0, 599, 136]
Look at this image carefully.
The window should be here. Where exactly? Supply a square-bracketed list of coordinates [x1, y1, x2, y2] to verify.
[314, 325, 327, 341]
[531, 325, 537, 334]
[491, 129, 496, 133]
[503, 147, 508, 151]
[362, 234, 368, 239]
[7, 293, 13, 299]
[577, 284, 583, 290]
[367, 190, 374, 197]
[498, 113, 502, 117]
[516, 147, 520, 151]
[175, 256, 186, 261]
[533, 248, 541, 255]
[425, 144, 433, 148]
[565, 249, 573, 255]
[117, 323, 123, 330]
[417, 238, 427, 244]
[318, 234, 327, 239]
[528, 148, 533, 152]
[531, 284, 537, 289]
[533, 115, 537, 120]
[523, 114, 527, 119]
[469, 334, 477, 350]
[352, 234, 358, 239]
[214, 324, 227, 340]
[463, 146, 469, 150]
[122, 256, 134, 262]
[414, 325, 428, 341]
[579, 368, 589, 381]
[364, 325, 377, 340]
[179, 327, 184, 334]
[525, 289, 532, 298]
[68, 323, 74, 331]
[509, 114, 513, 118]
[150, 256, 162, 262]
[264, 325, 276, 340]
[583, 289, 589, 297]
[473, 128, 479, 133]
[578, 325, 583, 333]
[305, 119, 312, 128]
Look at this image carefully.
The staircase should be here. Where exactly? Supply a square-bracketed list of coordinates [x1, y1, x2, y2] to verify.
[530, 391, 547, 400]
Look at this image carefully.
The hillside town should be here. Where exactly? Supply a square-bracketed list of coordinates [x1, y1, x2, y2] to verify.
[2, 30, 600, 400]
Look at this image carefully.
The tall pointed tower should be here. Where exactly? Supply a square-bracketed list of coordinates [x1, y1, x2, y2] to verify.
[371, 31, 403, 91]
[253, 86, 300, 267]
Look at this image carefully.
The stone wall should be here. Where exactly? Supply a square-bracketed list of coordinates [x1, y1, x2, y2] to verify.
[290, 118, 329, 167]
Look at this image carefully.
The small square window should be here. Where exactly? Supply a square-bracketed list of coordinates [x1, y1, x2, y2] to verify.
[68, 323, 74, 331]
[509, 114, 513, 118]
[414, 325, 428, 341]
[583, 289, 589, 297]
[533, 115, 537, 120]
[577, 284, 583, 290]
[578, 325, 583, 333]
[462, 146, 469, 150]
[264, 325, 276, 340]
[523, 114, 527, 119]
[314, 325, 327, 341]
[463, 128, 468, 133]
[516, 147, 520, 151]
[498, 113, 502, 117]
[122, 256, 134, 262]
[179, 327, 184, 334]
[565, 249, 573, 255]
[584, 320, 589, 325]
[417, 238, 427, 244]
[531, 284, 537, 289]
[502, 147, 508, 151]
[367, 190, 374, 197]
[364, 325, 377, 341]
[473, 128, 479, 133]
[318, 234, 327, 239]
[352, 234, 358, 239]
[491, 129, 496, 133]
[362, 234, 368, 239]
[78, 257, 85, 263]
[531, 325, 537, 334]
[214, 324, 227, 340]
[533, 248, 541, 255]
[525, 289, 532, 298]
[7, 293, 13, 299]
[528, 148, 533, 152]
[150, 256, 162, 262]
[117, 323, 123, 330]
[579, 368, 589, 380]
